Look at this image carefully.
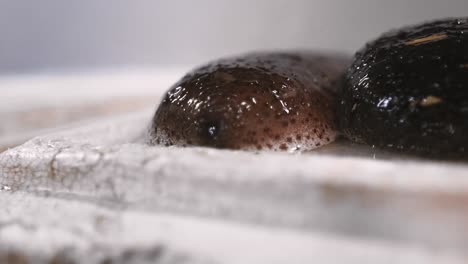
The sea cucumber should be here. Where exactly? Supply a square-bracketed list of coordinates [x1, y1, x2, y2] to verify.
[338, 18, 468, 155]
[150, 52, 348, 152]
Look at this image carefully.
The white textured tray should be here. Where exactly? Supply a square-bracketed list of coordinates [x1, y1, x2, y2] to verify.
[1, 70, 468, 263]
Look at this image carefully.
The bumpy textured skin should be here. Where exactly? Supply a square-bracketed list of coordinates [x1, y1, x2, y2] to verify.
[339, 18, 468, 155]
[150, 52, 348, 152]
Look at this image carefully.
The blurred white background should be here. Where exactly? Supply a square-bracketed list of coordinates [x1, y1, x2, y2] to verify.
[0, 0, 467, 74]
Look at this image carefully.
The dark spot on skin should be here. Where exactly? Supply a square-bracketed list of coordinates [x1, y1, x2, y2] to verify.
[286, 137, 293, 143]
[279, 143, 288, 150]
[207, 123, 218, 139]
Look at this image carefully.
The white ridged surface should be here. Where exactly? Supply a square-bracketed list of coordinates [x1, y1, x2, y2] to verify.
[1, 191, 464, 264]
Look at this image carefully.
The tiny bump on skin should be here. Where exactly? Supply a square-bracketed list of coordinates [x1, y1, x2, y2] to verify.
[150, 52, 349, 152]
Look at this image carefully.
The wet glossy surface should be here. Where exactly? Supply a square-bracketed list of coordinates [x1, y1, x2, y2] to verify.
[339, 18, 468, 155]
[150, 52, 348, 152]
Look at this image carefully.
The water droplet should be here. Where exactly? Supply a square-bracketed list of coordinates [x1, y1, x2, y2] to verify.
[447, 124, 455, 135]
[377, 97, 392, 108]
[1, 185, 11, 191]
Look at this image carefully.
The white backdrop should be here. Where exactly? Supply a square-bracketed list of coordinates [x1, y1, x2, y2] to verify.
[0, 0, 467, 73]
